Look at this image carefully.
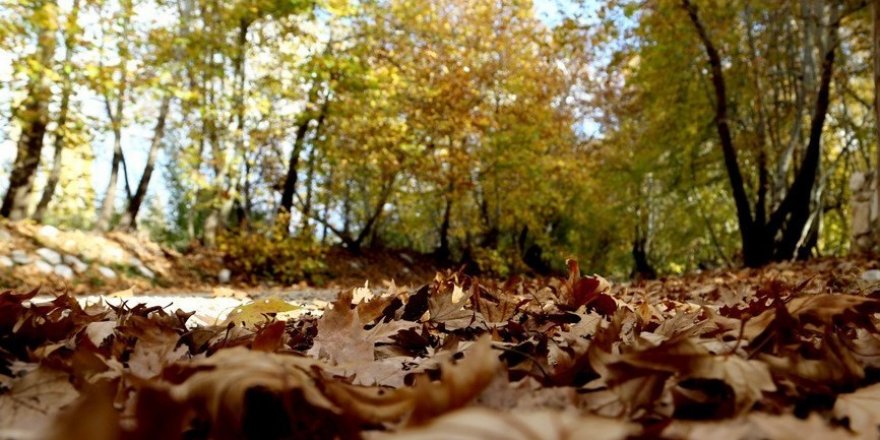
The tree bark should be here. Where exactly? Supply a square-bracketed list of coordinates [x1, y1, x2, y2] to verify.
[436, 193, 452, 261]
[96, 1, 131, 231]
[768, 4, 840, 258]
[1, 1, 57, 220]
[33, 0, 80, 222]
[682, 0, 842, 266]
[874, 0, 880, 240]
[279, 87, 325, 227]
[682, 0, 762, 265]
[120, 94, 172, 229]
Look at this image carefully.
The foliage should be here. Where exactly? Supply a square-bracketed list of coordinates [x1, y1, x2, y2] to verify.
[218, 214, 326, 284]
[0, 0, 878, 278]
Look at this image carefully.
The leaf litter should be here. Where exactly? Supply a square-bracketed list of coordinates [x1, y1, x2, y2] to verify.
[1, 257, 880, 439]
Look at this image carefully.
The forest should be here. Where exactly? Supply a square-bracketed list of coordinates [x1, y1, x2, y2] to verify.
[3, 0, 878, 282]
[6, 1, 880, 439]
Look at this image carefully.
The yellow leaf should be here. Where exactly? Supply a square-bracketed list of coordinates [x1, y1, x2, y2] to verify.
[223, 297, 299, 329]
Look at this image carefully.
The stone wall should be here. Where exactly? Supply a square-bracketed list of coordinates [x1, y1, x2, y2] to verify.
[850, 171, 879, 252]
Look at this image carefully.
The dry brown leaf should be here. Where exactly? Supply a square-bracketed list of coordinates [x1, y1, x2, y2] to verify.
[128, 320, 189, 379]
[84, 321, 116, 347]
[323, 335, 501, 426]
[161, 347, 345, 439]
[310, 291, 417, 365]
[664, 413, 855, 440]
[0, 367, 79, 435]
[833, 383, 880, 438]
[426, 287, 480, 330]
[371, 407, 638, 440]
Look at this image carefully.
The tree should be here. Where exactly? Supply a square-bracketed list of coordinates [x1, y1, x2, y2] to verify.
[680, 0, 858, 266]
[95, 0, 134, 231]
[33, 0, 82, 222]
[1, 1, 57, 220]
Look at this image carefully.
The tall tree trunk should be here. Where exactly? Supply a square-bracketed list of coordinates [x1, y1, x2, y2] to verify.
[682, 0, 762, 265]
[33, 0, 80, 222]
[96, 1, 131, 231]
[120, 94, 172, 229]
[279, 87, 324, 227]
[768, 4, 840, 259]
[96, 130, 124, 231]
[683, 0, 842, 266]
[874, 0, 880, 242]
[279, 119, 310, 218]
[436, 193, 452, 261]
[1, 1, 57, 220]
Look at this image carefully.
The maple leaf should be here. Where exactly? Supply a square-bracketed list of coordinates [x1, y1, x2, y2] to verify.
[322, 335, 501, 426]
[426, 285, 480, 330]
[374, 407, 638, 440]
[223, 297, 299, 329]
[0, 367, 79, 434]
[664, 413, 856, 440]
[309, 291, 417, 365]
[125, 316, 189, 379]
[156, 347, 352, 439]
[834, 383, 880, 438]
[45, 382, 120, 440]
[83, 321, 116, 347]
[616, 337, 775, 415]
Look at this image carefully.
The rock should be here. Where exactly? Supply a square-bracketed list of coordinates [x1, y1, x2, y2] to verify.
[63, 254, 88, 273]
[33, 260, 53, 274]
[100, 246, 126, 264]
[10, 250, 30, 265]
[53, 264, 74, 280]
[37, 225, 59, 239]
[136, 265, 155, 279]
[0, 256, 13, 268]
[0, 228, 10, 241]
[97, 266, 117, 279]
[35, 247, 62, 265]
[862, 270, 880, 282]
[218, 268, 232, 284]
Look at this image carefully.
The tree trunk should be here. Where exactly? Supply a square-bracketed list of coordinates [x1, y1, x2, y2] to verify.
[768, 4, 840, 259]
[682, 0, 842, 267]
[436, 194, 452, 261]
[874, 0, 880, 243]
[279, 119, 310, 217]
[120, 94, 172, 229]
[0, 1, 57, 220]
[279, 88, 325, 228]
[95, 2, 131, 231]
[96, 130, 124, 231]
[682, 0, 762, 265]
[33, 0, 80, 222]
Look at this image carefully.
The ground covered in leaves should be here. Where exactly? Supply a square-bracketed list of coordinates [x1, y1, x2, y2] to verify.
[3, 257, 880, 439]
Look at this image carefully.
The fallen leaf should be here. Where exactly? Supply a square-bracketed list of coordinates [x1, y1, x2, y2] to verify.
[0, 367, 79, 433]
[223, 297, 299, 329]
[833, 382, 880, 437]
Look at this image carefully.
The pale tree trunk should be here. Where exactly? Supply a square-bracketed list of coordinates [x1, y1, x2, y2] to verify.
[33, 0, 81, 222]
[95, 1, 131, 231]
[873, 0, 880, 246]
[1, 1, 57, 220]
[119, 94, 171, 229]
[96, 126, 125, 231]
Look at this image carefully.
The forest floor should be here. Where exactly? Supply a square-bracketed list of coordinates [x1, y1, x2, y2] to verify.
[3, 252, 880, 439]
